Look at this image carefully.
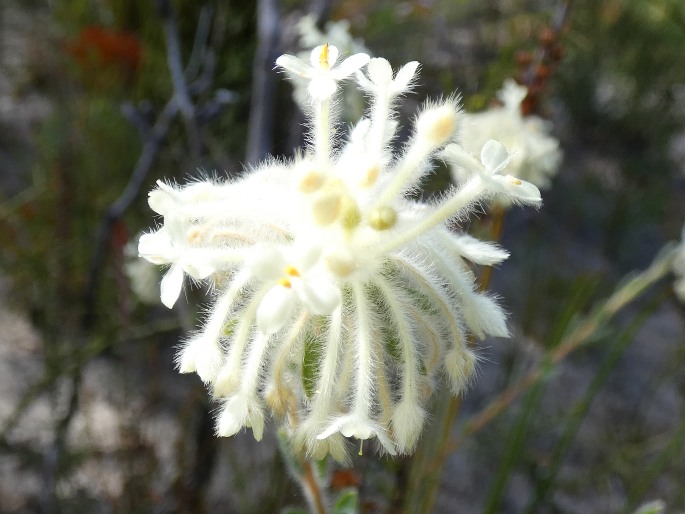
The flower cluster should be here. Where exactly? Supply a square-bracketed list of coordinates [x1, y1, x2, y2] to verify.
[673, 224, 685, 302]
[139, 45, 542, 459]
[453, 79, 562, 191]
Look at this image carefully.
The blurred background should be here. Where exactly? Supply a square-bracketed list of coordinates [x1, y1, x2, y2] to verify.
[1, 0, 684, 512]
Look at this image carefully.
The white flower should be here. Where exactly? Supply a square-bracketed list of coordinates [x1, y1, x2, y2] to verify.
[140, 44, 541, 459]
[456, 79, 562, 190]
[318, 414, 397, 456]
[217, 395, 265, 441]
[250, 243, 340, 334]
[289, 16, 372, 118]
[356, 57, 419, 96]
[276, 44, 370, 101]
[138, 216, 216, 308]
[442, 139, 542, 205]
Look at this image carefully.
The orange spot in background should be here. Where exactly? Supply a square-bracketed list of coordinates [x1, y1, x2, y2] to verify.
[65, 25, 143, 86]
[330, 469, 360, 490]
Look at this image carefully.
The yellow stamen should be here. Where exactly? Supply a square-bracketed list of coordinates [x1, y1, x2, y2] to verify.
[319, 43, 330, 68]
[512, 179, 522, 185]
[312, 190, 342, 226]
[368, 206, 398, 231]
[186, 228, 203, 243]
[324, 249, 356, 277]
[359, 164, 380, 188]
[285, 265, 300, 277]
[340, 196, 361, 231]
[278, 278, 292, 288]
[299, 171, 325, 193]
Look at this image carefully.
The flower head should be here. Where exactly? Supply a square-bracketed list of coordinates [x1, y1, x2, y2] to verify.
[140, 45, 541, 458]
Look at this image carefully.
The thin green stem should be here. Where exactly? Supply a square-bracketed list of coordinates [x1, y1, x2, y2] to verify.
[525, 295, 663, 512]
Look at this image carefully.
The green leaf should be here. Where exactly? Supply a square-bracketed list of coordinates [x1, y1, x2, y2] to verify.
[402, 286, 440, 316]
[302, 319, 325, 399]
[221, 318, 238, 337]
[380, 324, 403, 363]
[332, 489, 359, 514]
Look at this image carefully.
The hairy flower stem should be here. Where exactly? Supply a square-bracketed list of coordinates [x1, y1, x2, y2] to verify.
[352, 282, 374, 420]
[374, 176, 485, 256]
[315, 99, 332, 166]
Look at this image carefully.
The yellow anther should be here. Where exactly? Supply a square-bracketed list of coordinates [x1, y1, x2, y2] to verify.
[319, 43, 330, 68]
[368, 206, 398, 231]
[340, 196, 361, 231]
[278, 278, 292, 288]
[312, 190, 342, 226]
[186, 228, 202, 243]
[285, 265, 300, 277]
[512, 179, 522, 185]
[418, 105, 458, 147]
[359, 164, 380, 188]
[299, 171, 325, 193]
[324, 248, 356, 277]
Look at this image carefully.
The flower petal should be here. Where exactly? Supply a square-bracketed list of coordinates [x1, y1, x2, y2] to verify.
[330, 53, 370, 80]
[494, 174, 542, 205]
[160, 263, 184, 309]
[275, 54, 312, 78]
[138, 229, 174, 265]
[319, 414, 397, 455]
[291, 242, 322, 272]
[480, 139, 510, 175]
[392, 61, 419, 93]
[367, 57, 393, 86]
[295, 277, 340, 315]
[257, 286, 296, 334]
[449, 233, 510, 265]
[217, 396, 248, 437]
[247, 408, 265, 441]
[148, 183, 178, 215]
[250, 244, 286, 281]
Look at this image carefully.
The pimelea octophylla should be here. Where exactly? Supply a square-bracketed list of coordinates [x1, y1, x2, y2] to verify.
[139, 44, 541, 460]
